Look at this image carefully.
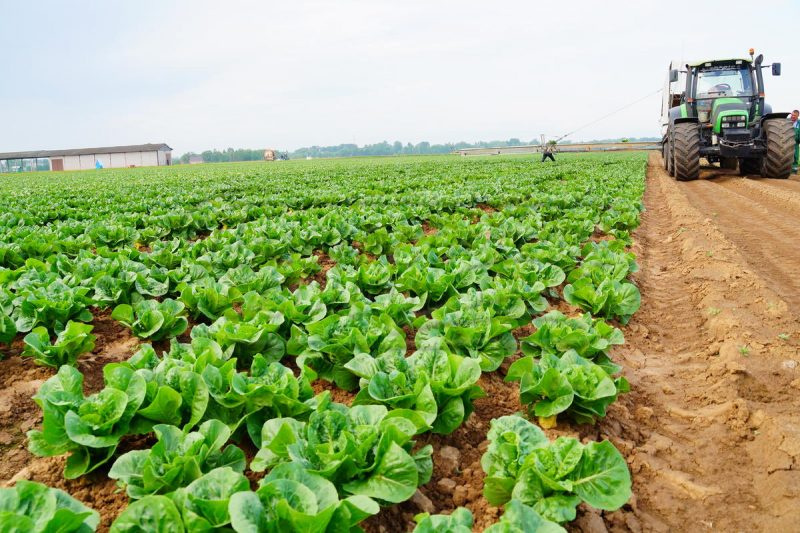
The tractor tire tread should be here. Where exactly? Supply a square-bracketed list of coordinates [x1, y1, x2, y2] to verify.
[672, 123, 700, 181]
[762, 120, 794, 179]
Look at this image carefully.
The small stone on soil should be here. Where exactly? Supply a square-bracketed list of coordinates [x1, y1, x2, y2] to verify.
[438, 445, 461, 474]
[411, 489, 435, 514]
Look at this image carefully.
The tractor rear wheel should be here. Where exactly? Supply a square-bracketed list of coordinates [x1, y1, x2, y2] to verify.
[761, 119, 794, 179]
[739, 158, 761, 176]
[661, 143, 668, 169]
[719, 157, 738, 171]
[672, 123, 700, 181]
[666, 139, 675, 176]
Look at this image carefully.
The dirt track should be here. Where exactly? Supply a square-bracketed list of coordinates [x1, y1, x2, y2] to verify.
[605, 154, 800, 532]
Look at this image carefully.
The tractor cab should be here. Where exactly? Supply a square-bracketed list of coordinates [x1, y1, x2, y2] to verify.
[661, 50, 792, 180]
[692, 61, 755, 129]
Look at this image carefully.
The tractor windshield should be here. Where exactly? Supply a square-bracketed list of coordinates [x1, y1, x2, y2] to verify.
[695, 65, 754, 99]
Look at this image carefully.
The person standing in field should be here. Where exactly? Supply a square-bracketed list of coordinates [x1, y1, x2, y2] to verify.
[791, 109, 799, 174]
[541, 143, 556, 162]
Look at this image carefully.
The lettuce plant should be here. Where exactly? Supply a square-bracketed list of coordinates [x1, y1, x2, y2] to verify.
[126, 341, 314, 440]
[354, 257, 394, 295]
[484, 500, 566, 533]
[191, 306, 285, 367]
[413, 503, 565, 533]
[568, 241, 638, 285]
[0, 289, 16, 344]
[179, 278, 242, 321]
[109, 419, 246, 499]
[562, 277, 640, 324]
[219, 264, 284, 294]
[416, 289, 517, 371]
[0, 310, 15, 345]
[173, 467, 250, 531]
[12, 280, 93, 333]
[370, 287, 426, 328]
[412, 507, 473, 533]
[288, 302, 406, 390]
[506, 351, 629, 424]
[251, 400, 432, 504]
[0, 480, 99, 533]
[229, 463, 380, 532]
[28, 365, 146, 478]
[345, 340, 484, 435]
[251, 284, 327, 327]
[109, 495, 185, 533]
[22, 320, 96, 367]
[112, 297, 188, 340]
[118, 352, 210, 434]
[109, 465, 380, 533]
[520, 310, 624, 371]
[481, 415, 631, 523]
[491, 257, 566, 289]
[202, 354, 316, 443]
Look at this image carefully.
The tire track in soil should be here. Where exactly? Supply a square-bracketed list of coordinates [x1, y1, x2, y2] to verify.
[600, 154, 800, 532]
[752, 174, 800, 194]
[683, 177, 800, 315]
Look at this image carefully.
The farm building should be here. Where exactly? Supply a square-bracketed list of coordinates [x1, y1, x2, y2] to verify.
[0, 143, 172, 172]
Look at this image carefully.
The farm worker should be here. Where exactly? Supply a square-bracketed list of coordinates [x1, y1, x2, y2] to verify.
[95, 159, 103, 169]
[541, 143, 556, 162]
[791, 109, 799, 174]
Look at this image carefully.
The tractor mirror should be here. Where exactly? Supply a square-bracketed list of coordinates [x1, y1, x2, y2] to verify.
[772, 62, 781, 76]
[669, 69, 679, 83]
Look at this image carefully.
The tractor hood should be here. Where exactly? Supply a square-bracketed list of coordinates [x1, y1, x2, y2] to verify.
[710, 98, 750, 134]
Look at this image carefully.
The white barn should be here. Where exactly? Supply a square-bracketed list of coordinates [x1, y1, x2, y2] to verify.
[0, 143, 172, 172]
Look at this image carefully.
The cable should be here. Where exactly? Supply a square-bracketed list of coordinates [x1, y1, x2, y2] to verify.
[551, 88, 663, 143]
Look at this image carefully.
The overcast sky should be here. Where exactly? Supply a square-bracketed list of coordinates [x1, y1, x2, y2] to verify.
[1, 0, 797, 154]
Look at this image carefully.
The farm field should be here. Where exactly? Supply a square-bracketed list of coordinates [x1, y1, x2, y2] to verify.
[0, 152, 798, 532]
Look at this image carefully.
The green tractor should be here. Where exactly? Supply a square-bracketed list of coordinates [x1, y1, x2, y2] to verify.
[661, 50, 794, 180]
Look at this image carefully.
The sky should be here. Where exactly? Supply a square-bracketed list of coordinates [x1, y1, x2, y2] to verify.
[0, 0, 797, 155]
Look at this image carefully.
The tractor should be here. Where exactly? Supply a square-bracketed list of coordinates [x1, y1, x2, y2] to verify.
[661, 50, 794, 180]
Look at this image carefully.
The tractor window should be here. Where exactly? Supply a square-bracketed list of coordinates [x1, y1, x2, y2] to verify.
[695, 66, 754, 99]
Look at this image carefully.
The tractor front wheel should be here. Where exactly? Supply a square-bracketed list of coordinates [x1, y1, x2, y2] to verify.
[761, 119, 794, 179]
[672, 123, 700, 181]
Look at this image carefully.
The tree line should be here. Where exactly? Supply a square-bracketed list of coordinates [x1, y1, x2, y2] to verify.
[175, 136, 660, 163]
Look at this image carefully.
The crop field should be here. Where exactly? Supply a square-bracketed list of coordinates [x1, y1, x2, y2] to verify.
[1, 152, 799, 532]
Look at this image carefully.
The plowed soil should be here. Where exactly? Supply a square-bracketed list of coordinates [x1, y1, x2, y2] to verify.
[2, 153, 800, 532]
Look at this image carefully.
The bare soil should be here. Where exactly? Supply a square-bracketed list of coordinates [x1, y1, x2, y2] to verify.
[3, 156, 800, 531]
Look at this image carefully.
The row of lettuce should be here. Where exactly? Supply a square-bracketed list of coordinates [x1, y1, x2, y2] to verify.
[0, 154, 645, 531]
[4, 412, 628, 533]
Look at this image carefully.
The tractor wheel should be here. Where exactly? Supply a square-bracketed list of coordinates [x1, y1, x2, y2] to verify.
[719, 157, 738, 171]
[761, 119, 794, 179]
[672, 123, 700, 181]
[739, 158, 761, 176]
[666, 139, 675, 177]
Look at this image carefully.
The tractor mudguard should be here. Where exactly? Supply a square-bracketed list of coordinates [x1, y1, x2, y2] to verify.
[760, 112, 791, 126]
